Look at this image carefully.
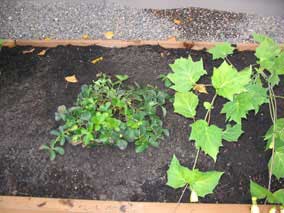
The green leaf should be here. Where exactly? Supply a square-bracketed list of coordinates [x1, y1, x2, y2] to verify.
[115, 74, 129, 82]
[173, 92, 198, 118]
[223, 124, 243, 142]
[212, 62, 251, 101]
[272, 189, 284, 204]
[54, 147, 65, 155]
[254, 34, 281, 71]
[203, 101, 212, 110]
[269, 146, 284, 179]
[265, 118, 284, 150]
[250, 180, 270, 199]
[167, 57, 207, 92]
[0, 39, 3, 48]
[189, 120, 223, 161]
[189, 170, 223, 197]
[245, 83, 268, 113]
[250, 181, 284, 204]
[116, 139, 128, 150]
[49, 150, 56, 161]
[166, 155, 190, 189]
[221, 92, 254, 124]
[221, 82, 268, 124]
[273, 52, 284, 75]
[39, 144, 50, 151]
[207, 42, 235, 60]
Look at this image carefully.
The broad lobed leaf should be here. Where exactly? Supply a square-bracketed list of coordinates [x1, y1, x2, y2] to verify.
[221, 82, 268, 124]
[223, 124, 243, 142]
[207, 42, 235, 60]
[212, 62, 251, 101]
[167, 155, 223, 197]
[167, 56, 207, 92]
[189, 120, 223, 161]
[250, 180, 284, 204]
[173, 92, 199, 118]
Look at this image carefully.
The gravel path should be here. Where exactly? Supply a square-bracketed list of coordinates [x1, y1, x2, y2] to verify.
[0, 0, 284, 43]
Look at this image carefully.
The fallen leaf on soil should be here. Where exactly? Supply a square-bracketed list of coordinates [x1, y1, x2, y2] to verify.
[37, 49, 48, 56]
[22, 48, 35, 54]
[82, 34, 90, 40]
[188, 17, 193, 22]
[91, 56, 103, 64]
[194, 84, 208, 94]
[167, 36, 177, 42]
[173, 19, 181, 25]
[104, 31, 114, 39]
[65, 75, 78, 83]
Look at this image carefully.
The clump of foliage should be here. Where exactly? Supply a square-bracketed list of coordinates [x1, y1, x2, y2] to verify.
[41, 74, 169, 160]
[163, 35, 284, 205]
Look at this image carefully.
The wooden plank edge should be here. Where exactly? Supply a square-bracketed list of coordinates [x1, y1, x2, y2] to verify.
[2, 39, 262, 51]
[0, 196, 277, 213]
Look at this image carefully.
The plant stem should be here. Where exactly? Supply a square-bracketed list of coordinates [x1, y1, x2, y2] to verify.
[175, 93, 218, 208]
[265, 85, 277, 203]
[274, 95, 284, 99]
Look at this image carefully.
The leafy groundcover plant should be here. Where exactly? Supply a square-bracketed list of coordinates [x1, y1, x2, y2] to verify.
[164, 34, 284, 207]
[41, 73, 169, 160]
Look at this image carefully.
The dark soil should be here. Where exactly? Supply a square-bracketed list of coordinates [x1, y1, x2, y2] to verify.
[0, 45, 283, 203]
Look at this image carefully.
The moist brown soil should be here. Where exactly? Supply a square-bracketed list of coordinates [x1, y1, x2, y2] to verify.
[0, 45, 283, 203]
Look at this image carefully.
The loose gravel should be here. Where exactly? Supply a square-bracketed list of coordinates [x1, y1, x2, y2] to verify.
[0, 0, 284, 43]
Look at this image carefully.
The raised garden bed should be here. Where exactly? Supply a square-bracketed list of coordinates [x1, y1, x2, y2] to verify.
[0, 39, 283, 212]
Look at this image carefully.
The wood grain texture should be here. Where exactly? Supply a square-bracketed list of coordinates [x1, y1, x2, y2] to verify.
[2, 39, 262, 51]
[0, 196, 277, 213]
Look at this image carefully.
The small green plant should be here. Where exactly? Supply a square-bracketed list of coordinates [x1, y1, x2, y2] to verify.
[164, 34, 284, 203]
[41, 74, 169, 160]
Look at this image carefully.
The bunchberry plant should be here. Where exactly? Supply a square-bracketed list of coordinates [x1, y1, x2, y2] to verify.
[164, 34, 284, 204]
[41, 73, 169, 160]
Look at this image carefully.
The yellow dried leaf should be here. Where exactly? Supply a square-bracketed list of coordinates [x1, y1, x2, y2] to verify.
[22, 48, 35, 54]
[82, 34, 90, 40]
[174, 19, 181, 25]
[91, 56, 103, 64]
[44, 37, 51, 41]
[104, 31, 114, 39]
[37, 49, 47, 56]
[65, 75, 78, 83]
[194, 84, 208, 94]
[167, 36, 177, 42]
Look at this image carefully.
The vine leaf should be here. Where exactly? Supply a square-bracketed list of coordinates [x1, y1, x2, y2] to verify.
[250, 181, 284, 204]
[167, 155, 223, 197]
[221, 83, 268, 124]
[166, 155, 190, 188]
[223, 124, 243, 142]
[212, 62, 251, 101]
[253, 33, 281, 72]
[273, 189, 284, 204]
[207, 42, 235, 60]
[189, 169, 223, 197]
[269, 146, 284, 180]
[189, 120, 223, 161]
[245, 83, 269, 113]
[265, 118, 284, 150]
[221, 92, 254, 124]
[250, 180, 270, 199]
[173, 92, 198, 118]
[167, 57, 207, 92]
